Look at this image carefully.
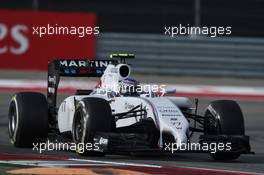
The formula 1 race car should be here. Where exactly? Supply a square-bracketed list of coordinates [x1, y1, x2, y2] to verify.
[8, 54, 252, 160]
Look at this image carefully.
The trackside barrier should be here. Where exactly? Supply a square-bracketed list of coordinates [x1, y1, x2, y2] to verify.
[96, 33, 264, 77]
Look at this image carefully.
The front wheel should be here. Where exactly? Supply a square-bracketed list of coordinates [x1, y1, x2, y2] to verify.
[204, 100, 245, 161]
[72, 97, 114, 156]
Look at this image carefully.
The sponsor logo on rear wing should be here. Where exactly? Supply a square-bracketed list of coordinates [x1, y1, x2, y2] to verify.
[59, 60, 116, 68]
[49, 59, 118, 77]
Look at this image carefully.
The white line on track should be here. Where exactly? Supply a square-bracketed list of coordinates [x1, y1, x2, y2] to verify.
[0, 160, 107, 167]
[0, 160, 262, 174]
[68, 158, 162, 168]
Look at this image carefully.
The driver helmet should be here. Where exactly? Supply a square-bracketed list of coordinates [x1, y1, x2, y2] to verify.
[119, 78, 140, 96]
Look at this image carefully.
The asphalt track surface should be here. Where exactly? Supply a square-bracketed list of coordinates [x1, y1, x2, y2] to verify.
[0, 71, 263, 174]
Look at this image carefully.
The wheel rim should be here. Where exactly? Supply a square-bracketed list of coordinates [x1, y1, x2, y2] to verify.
[8, 102, 17, 138]
[73, 111, 84, 142]
[205, 113, 220, 135]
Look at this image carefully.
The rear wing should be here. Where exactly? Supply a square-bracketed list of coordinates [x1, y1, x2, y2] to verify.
[47, 54, 134, 122]
[47, 59, 117, 120]
[48, 59, 117, 78]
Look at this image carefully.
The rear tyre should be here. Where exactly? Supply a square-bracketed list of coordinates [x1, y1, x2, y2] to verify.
[8, 92, 48, 147]
[72, 97, 114, 156]
[204, 100, 245, 161]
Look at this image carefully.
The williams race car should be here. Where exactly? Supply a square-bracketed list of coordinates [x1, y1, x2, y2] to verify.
[8, 54, 252, 160]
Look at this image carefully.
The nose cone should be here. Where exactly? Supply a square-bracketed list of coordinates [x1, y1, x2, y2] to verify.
[171, 115, 189, 145]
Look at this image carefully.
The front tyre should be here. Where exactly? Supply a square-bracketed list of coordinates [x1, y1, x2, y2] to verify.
[72, 97, 114, 156]
[8, 92, 48, 147]
[204, 100, 245, 161]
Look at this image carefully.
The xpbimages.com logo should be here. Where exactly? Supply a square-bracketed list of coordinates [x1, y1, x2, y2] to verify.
[32, 24, 100, 37]
[97, 84, 167, 97]
[164, 24, 232, 38]
[164, 142, 232, 154]
[32, 140, 100, 153]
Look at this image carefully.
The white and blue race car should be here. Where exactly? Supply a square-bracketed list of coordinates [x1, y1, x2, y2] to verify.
[8, 54, 251, 160]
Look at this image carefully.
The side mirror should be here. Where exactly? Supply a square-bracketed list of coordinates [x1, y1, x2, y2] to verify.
[165, 89, 176, 94]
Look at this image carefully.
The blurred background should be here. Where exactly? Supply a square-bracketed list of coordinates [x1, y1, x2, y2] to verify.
[0, 0, 264, 77]
[0, 1, 264, 170]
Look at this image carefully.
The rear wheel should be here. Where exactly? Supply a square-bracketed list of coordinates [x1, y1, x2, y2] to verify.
[8, 92, 48, 147]
[204, 100, 245, 161]
[72, 97, 114, 156]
